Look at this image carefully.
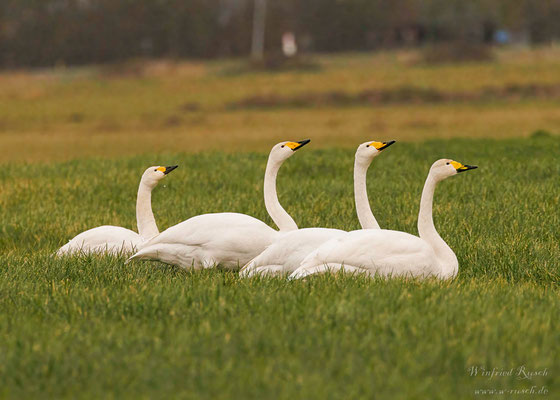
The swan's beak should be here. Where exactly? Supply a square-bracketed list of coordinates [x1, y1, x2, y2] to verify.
[370, 140, 396, 151]
[451, 161, 477, 173]
[457, 164, 477, 173]
[163, 165, 178, 175]
[285, 139, 311, 151]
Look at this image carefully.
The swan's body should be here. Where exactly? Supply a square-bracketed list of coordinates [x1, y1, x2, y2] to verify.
[290, 229, 444, 279]
[128, 140, 310, 270]
[128, 213, 278, 269]
[290, 159, 477, 280]
[240, 140, 395, 277]
[56, 165, 177, 256]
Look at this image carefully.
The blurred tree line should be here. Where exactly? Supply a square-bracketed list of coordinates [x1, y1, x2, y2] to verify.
[1, 0, 559, 68]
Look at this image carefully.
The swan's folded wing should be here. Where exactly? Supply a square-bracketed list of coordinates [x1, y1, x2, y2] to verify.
[241, 228, 346, 276]
[297, 229, 433, 275]
[298, 232, 355, 269]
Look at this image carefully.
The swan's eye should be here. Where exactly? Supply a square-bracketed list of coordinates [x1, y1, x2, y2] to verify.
[281, 145, 285, 148]
[446, 162, 450, 165]
[366, 144, 370, 147]
[154, 169, 158, 171]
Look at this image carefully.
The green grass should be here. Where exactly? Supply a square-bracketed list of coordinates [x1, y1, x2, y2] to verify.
[1, 137, 558, 399]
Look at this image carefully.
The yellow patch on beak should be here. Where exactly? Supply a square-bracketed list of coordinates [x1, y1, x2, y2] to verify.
[450, 160, 478, 173]
[368, 140, 395, 151]
[157, 167, 166, 173]
[284, 142, 300, 150]
[450, 161, 464, 170]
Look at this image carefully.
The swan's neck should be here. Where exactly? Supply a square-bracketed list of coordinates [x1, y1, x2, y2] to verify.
[354, 158, 380, 229]
[417, 174, 458, 278]
[264, 157, 298, 231]
[136, 181, 159, 241]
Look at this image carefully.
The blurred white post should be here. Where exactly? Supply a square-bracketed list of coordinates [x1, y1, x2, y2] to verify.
[282, 32, 297, 57]
[251, 0, 267, 61]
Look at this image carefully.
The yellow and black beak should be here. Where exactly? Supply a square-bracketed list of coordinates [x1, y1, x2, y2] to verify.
[369, 140, 396, 151]
[285, 139, 311, 151]
[456, 164, 477, 173]
[450, 161, 477, 173]
[163, 165, 178, 175]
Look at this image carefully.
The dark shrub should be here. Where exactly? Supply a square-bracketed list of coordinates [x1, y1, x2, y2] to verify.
[422, 42, 494, 64]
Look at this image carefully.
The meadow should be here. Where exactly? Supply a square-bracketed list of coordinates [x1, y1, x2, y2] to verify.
[1, 47, 560, 162]
[0, 49, 559, 399]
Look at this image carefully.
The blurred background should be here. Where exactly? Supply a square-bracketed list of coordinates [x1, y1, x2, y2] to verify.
[3, 0, 560, 66]
[1, 0, 559, 161]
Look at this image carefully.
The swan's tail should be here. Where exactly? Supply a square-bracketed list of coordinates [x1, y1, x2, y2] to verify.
[241, 265, 285, 278]
[126, 243, 202, 270]
[288, 263, 363, 280]
[126, 246, 156, 264]
[239, 257, 258, 278]
[55, 242, 72, 257]
[289, 263, 337, 280]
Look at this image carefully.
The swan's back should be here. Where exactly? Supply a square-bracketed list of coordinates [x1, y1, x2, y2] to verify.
[296, 229, 438, 278]
[129, 212, 278, 269]
[57, 225, 141, 256]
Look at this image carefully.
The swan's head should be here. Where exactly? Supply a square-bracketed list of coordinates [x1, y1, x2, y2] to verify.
[269, 140, 311, 163]
[141, 165, 178, 188]
[355, 140, 396, 164]
[430, 159, 477, 181]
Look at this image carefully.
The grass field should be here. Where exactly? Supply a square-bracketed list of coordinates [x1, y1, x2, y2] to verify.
[1, 49, 559, 398]
[1, 48, 560, 162]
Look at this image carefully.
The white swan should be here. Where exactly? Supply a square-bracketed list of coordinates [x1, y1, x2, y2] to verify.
[239, 140, 396, 277]
[127, 140, 310, 269]
[56, 165, 178, 256]
[289, 159, 477, 280]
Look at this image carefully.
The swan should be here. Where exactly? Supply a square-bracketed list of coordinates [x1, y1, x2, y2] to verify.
[289, 159, 477, 280]
[127, 140, 310, 270]
[239, 140, 396, 277]
[56, 165, 178, 256]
